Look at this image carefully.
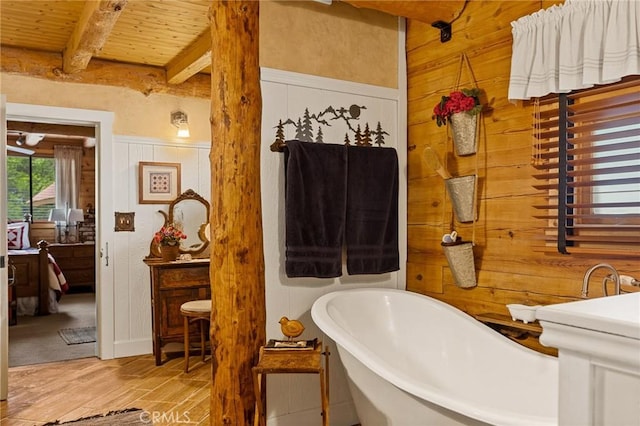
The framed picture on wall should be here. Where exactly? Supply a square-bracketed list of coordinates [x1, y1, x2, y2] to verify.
[138, 162, 181, 204]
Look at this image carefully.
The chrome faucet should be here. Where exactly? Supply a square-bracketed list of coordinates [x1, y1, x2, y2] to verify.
[581, 263, 621, 298]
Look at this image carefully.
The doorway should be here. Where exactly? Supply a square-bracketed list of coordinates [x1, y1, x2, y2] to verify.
[6, 122, 97, 366]
[2, 103, 115, 397]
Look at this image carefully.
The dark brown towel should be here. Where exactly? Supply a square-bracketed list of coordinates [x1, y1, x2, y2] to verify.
[346, 145, 399, 275]
[284, 140, 347, 278]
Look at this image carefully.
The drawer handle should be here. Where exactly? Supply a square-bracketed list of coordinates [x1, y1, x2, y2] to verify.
[8, 263, 16, 286]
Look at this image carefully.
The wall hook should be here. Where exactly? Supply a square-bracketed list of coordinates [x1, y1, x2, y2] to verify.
[432, 21, 452, 43]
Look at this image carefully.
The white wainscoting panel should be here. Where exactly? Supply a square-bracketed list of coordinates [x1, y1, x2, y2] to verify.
[260, 67, 407, 425]
[111, 136, 210, 356]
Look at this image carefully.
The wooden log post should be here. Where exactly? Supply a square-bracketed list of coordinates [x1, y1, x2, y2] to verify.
[208, 1, 265, 424]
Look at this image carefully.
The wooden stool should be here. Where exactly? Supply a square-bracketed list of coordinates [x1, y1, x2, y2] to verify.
[252, 340, 329, 426]
[180, 299, 211, 373]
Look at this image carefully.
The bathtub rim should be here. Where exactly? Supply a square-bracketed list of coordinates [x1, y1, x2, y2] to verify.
[311, 288, 557, 426]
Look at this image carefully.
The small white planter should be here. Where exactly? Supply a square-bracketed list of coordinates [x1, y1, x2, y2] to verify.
[506, 304, 542, 324]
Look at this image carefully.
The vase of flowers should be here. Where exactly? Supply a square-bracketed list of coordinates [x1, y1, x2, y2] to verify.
[154, 223, 186, 261]
[433, 88, 482, 156]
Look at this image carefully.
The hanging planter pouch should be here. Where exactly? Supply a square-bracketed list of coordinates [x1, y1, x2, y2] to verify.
[450, 112, 478, 156]
[445, 174, 476, 223]
[442, 241, 477, 288]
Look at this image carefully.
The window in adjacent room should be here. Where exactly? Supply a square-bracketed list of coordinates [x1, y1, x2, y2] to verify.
[6, 153, 55, 221]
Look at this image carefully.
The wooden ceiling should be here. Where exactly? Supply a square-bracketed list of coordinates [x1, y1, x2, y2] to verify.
[6, 121, 95, 152]
[0, 0, 465, 86]
[343, 0, 466, 24]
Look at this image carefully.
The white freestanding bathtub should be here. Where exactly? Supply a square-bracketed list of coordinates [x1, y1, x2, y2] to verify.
[311, 288, 558, 426]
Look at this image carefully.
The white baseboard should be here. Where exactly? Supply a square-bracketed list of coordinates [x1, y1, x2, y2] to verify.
[112, 338, 152, 359]
[266, 400, 358, 426]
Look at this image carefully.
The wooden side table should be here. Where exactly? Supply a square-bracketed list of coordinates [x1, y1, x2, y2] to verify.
[475, 312, 543, 338]
[252, 341, 329, 426]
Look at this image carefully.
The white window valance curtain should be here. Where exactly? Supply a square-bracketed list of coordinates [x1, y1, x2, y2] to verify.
[54, 145, 83, 210]
[508, 0, 639, 101]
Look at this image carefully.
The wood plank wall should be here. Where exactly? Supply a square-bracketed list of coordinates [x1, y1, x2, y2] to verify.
[78, 146, 95, 212]
[406, 0, 639, 354]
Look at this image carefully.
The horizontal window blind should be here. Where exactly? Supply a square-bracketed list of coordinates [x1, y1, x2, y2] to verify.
[532, 76, 640, 257]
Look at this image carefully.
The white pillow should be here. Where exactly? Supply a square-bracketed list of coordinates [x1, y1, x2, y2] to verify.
[7, 222, 31, 249]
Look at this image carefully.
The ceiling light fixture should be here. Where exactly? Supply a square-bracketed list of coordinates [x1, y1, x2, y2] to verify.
[15, 133, 26, 146]
[25, 133, 45, 146]
[14, 132, 45, 146]
[171, 110, 190, 138]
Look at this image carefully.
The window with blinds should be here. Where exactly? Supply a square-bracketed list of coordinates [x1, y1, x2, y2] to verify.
[531, 76, 640, 258]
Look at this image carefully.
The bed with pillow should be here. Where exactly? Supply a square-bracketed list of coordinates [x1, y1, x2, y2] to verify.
[7, 221, 68, 316]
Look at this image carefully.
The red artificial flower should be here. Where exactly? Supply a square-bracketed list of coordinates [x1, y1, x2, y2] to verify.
[432, 88, 482, 127]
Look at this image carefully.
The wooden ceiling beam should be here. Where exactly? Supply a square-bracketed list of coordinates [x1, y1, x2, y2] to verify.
[7, 135, 89, 150]
[1, 46, 211, 98]
[341, 0, 467, 24]
[7, 121, 96, 138]
[166, 30, 212, 85]
[63, 0, 128, 74]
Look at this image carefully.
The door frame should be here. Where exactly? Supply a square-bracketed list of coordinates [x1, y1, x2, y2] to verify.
[1, 95, 8, 399]
[5, 102, 115, 361]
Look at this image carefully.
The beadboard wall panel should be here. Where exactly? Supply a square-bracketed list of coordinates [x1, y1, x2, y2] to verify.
[259, 67, 406, 425]
[111, 136, 210, 355]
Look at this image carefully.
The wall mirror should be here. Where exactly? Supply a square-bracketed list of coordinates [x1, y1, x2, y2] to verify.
[147, 189, 210, 259]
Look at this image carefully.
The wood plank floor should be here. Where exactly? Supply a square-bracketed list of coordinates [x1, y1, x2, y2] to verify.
[1, 353, 211, 425]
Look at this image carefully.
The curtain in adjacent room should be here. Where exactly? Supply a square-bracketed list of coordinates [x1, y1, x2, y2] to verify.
[508, 0, 639, 101]
[54, 145, 82, 210]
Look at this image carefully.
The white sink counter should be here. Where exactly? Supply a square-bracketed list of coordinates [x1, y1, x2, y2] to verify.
[536, 292, 640, 340]
[537, 293, 640, 426]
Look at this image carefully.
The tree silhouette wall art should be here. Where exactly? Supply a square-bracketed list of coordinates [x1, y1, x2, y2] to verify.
[270, 104, 390, 151]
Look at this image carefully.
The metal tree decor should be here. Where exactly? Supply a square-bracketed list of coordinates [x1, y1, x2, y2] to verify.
[270, 104, 390, 151]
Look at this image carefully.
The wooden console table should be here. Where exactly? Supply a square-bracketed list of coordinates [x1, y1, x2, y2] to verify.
[252, 341, 330, 426]
[144, 258, 211, 365]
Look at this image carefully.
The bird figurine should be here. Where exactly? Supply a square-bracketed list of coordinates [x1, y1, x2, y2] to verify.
[279, 316, 305, 341]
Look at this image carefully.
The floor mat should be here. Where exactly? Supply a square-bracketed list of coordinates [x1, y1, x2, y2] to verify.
[42, 408, 148, 425]
[58, 326, 96, 345]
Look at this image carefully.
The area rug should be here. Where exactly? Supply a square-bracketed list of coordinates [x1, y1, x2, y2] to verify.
[58, 326, 96, 345]
[43, 408, 149, 425]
